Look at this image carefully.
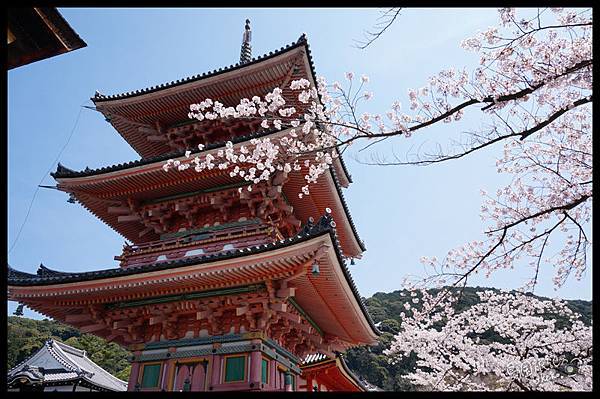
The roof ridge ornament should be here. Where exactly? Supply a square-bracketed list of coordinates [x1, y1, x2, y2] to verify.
[37, 263, 72, 277]
[239, 19, 252, 64]
[51, 162, 75, 178]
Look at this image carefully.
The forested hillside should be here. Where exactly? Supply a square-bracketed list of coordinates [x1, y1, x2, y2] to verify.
[7, 287, 591, 390]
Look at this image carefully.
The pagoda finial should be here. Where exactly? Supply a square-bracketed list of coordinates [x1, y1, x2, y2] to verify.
[240, 19, 252, 64]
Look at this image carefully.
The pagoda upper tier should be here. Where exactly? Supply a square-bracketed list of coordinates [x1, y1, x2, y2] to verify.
[92, 34, 318, 159]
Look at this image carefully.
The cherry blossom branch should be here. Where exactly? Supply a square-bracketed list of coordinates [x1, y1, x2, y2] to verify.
[479, 59, 592, 111]
[483, 22, 593, 51]
[357, 95, 590, 167]
[486, 194, 590, 234]
[518, 96, 592, 140]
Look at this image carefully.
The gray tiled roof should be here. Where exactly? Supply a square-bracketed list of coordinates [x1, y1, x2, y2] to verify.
[7, 340, 127, 391]
[301, 352, 329, 365]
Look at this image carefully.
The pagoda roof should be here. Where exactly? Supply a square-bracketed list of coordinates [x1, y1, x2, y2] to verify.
[50, 129, 364, 257]
[92, 34, 313, 103]
[8, 214, 380, 345]
[85, 31, 352, 186]
[7, 339, 127, 392]
[87, 32, 352, 185]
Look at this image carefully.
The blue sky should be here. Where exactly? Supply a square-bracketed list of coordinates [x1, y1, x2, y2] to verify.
[8, 8, 591, 319]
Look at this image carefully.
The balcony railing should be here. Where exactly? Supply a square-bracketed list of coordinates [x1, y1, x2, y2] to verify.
[115, 219, 282, 268]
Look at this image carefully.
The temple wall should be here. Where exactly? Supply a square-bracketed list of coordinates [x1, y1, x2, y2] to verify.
[127, 335, 300, 392]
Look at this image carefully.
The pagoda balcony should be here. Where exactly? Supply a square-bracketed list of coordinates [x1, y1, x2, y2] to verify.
[115, 219, 282, 269]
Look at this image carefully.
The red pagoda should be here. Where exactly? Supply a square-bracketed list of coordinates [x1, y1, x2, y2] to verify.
[8, 21, 379, 392]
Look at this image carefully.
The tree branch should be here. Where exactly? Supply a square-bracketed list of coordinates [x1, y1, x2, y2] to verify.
[354, 8, 402, 50]
[356, 96, 591, 167]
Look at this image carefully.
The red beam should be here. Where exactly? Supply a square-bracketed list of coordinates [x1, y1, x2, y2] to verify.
[80, 323, 106, 333]
[118, 214, 141, 222]
[108, 206, 130, 214]
[65, 314, 92, 323]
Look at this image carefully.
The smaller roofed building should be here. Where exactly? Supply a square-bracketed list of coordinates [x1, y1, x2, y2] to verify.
[7, 340, 127, 392]
[298, 353, 369, 392]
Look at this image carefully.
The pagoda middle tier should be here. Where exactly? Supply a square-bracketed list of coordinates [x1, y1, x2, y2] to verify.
[8, 214, 379, 355]
[52, 128, 363, 264]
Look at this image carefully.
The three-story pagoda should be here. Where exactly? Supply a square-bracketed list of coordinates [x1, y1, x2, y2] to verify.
[8, 22, 379, 392]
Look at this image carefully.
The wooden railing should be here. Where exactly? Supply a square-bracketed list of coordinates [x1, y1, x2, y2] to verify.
[115, 221, 282, 268]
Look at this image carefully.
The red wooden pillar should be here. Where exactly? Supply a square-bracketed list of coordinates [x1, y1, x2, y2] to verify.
[270, 359, 277, 390]
[209, 354, 221, 390]
[249, 340, 262, 389]
[161, 348, 177, 391]
[127, 361, 140, 391]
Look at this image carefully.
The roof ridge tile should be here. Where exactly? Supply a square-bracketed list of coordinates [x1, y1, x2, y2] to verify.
[92, 34, 312, 103]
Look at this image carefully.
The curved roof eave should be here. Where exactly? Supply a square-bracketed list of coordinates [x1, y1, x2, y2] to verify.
[337, 354, 368, 391]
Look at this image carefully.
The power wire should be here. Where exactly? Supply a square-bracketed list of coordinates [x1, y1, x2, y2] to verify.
[8, 102, 89, 255]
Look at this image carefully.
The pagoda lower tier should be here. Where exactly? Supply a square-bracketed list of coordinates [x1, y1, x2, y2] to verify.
[8, 215, 379, 392]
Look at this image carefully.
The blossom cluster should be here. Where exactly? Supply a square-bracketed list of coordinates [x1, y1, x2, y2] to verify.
[386, 290, 593, 391]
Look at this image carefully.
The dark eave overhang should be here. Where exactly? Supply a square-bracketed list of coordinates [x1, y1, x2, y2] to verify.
[7, 8, 86, 70]
[8, 214, 379, 337]
[299, 353, 367, 391]
[40, 8, 87, 51]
